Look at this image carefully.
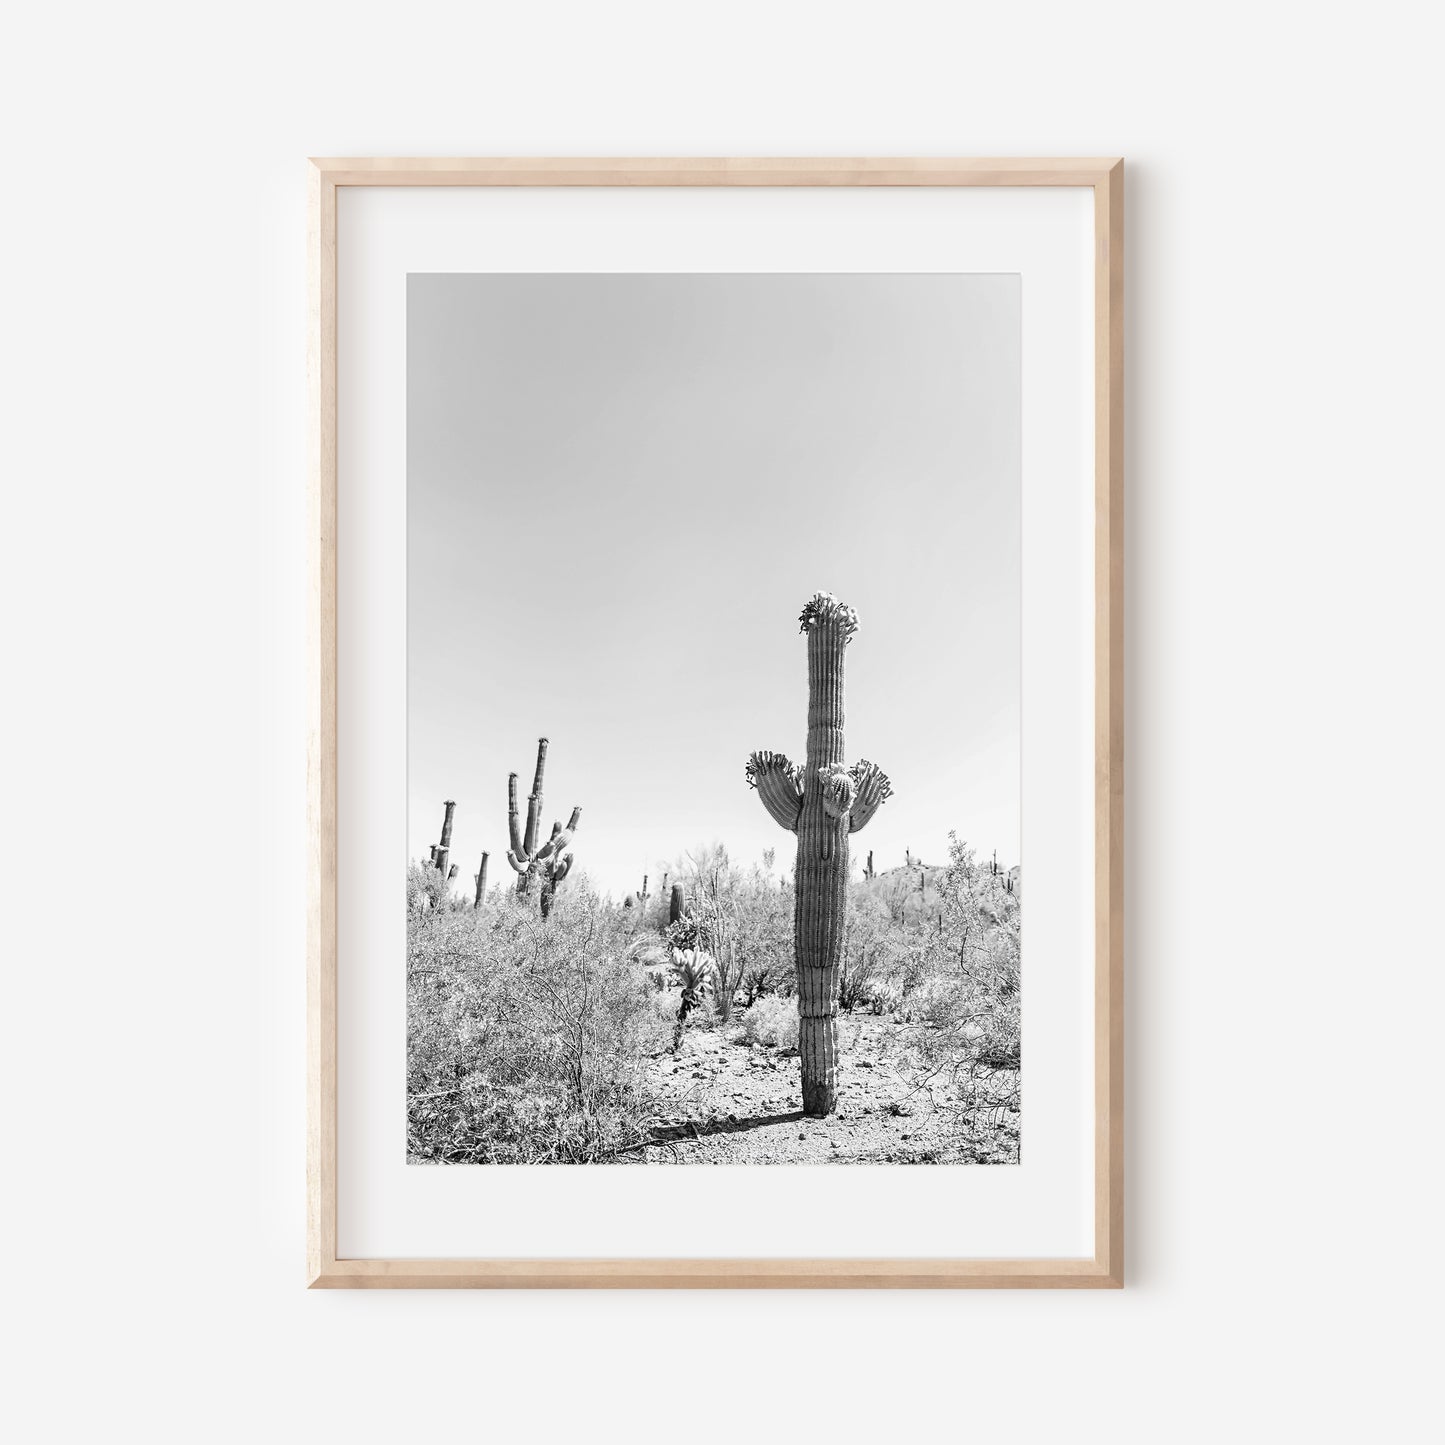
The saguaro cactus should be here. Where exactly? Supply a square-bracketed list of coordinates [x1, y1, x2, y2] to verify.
[746, 593, 893, 1115]
[505, 737, 581, 918]
[473, 852, 489, 909]
[669, 881, 686, 926]
[429, 800, 457, 878]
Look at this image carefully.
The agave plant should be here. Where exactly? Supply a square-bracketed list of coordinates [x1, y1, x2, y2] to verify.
[669, 947, 715, 1052]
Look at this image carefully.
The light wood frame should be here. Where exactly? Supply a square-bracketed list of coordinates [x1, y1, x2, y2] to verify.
[307, 157, 1123, 1289]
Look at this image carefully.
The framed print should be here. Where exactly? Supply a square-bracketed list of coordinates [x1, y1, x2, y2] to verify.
[307, 157, 1123, 1288]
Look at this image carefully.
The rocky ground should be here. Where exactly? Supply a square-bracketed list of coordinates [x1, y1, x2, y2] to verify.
[626, 1013, 1020, 1165]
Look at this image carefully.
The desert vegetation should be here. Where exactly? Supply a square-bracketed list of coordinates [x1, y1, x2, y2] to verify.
[407, 592, 1021, 1165]
[409, 830, 1020, 1165]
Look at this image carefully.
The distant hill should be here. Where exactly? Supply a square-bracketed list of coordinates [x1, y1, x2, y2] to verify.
[854, 859, 1020, 926]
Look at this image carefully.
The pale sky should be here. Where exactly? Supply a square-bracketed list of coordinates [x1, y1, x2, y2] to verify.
[408, 273, 1019, 897]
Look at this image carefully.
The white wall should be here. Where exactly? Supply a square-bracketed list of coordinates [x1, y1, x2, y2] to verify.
[4, 2, 1440, 1440]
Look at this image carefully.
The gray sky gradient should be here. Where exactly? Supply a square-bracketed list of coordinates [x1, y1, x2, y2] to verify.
[408, 274, 1019, 897]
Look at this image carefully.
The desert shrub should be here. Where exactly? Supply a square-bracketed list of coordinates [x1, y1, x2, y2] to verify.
[739, 952, 793, 1006]
[975, 1000, 1021, 1069]
[838, 942, 881, 1011]
[916, 971, 1020, 1066]
[408, 859, 464, 917]
[938, 833, 1020, 976]
[740, 993, 799, 1050]
[407, 886, 670, 1162]
[665, 844, 793, 1019]
[894, 974, 952, 1023]
[407, 862, 432, 917]
[911, 980, 1020, 1130]
[629, 936, 674, 992]
[708, 934, 745, 1024]
[906, 907, 1021, 1130]
[735, 888, 795, 1005]
[867, 979, 904, 1016]
[839, 895, 930, 1009]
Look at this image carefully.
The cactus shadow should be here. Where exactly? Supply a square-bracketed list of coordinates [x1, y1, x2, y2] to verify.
[649, 1109, 806, 1144]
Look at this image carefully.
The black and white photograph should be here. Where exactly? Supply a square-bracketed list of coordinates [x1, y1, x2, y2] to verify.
[406, 272, 1023, 1165]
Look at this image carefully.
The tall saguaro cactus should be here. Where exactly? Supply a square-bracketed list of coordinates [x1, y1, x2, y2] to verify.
[429, 800, 457, 878]
[746, 593, 893, 1115]
[505, 737, 581, 918]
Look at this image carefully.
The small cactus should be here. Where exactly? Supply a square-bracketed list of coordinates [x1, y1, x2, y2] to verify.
[669, 948, 714, 1052]
[669, 881, 686, 926]
[473, 852, 489, 909]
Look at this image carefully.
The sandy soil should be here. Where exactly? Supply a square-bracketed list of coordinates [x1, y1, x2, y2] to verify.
[626, 1013, 1019, 1165]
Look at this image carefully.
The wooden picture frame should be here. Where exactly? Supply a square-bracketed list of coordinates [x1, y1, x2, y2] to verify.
[307, 157, 1123, 1288]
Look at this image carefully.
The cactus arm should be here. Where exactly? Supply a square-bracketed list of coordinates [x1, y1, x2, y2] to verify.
[550, 852, 574, 884]
[847, 759, 894, 833]
[505, 849, 529, 874]
[507, 773, 526, 859]
[523, 737, 548, 857]
[746, 750, 803, 832]
[535, 805, 582, 861]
